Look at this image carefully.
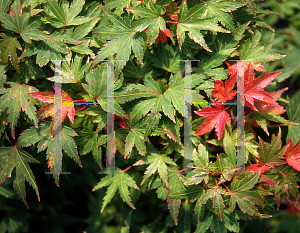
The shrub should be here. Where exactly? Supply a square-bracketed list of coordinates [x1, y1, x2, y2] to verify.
[0, 0, 300, 232]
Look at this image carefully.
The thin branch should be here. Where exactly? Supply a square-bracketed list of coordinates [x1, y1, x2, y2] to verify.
[75, 106, 87, 113]
[76, 82, 88, 95]
[122, 164, 133, 172]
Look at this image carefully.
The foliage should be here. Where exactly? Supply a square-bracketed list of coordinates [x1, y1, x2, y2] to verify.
[0, 0, 300, 232]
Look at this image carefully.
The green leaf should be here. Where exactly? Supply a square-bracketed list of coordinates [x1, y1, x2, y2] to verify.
[21, 33, 69, 67]
[17, 122, 51, 147]
[124, 119, 148, 157]
[0, 33, 22, 72]
[205, 0, 244, 31]
[177, 199, 192, 233]
[176, 2, 230, 51]
[167, 197, 181, 225]
[134, 143, 177, 188]
[46, 0, 91, 28]
[123, 54, 165, 80]
[195, 209, 213, 233]
[129, 0, 166, 45]
[0, 0, 11, 13]
[12, 60, 46, 84]
[223, 130, 236, 166]
[101, 0, 141, 16]
[0, 146, 40, 207]
[71, 18, 100, 40]
[149, 42, 187, 74]
[202, 186, 225, 220]
[223, 209, 239, 232]
[92, 168, 139, 213]
[0, 82, 39, 139]
[0, 5, 49, 44]
[168, 168, 187, 197]
[239, 30, 285, 62]
[286, 92, 300, 144]
[228, 173, 265, 216]
[210, 213, 227, 233]
[92, 12, 145, 75]
[258, 128, 287, 166]
[47, 53, 91, 83]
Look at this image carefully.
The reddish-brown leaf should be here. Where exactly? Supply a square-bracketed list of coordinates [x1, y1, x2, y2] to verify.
[155, 28, 173, 44]
[285, 138, 300, 171]
[194, 102, 231, 140]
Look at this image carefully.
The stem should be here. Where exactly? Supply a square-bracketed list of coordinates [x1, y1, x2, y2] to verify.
[267, 123, 292, 128]
[122, 164, 133, 172]
[176, 167, 190, 173]
[76, 82, 88, 95]
[222, 183, 233, 194]
[75, 106, 87, 113]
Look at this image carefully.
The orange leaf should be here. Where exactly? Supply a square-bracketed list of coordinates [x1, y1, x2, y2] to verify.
[28, 86, 75, 135]
[285, 138, 300, 171]
[211, 75, 237, 102]
[155, 28, 173, 44]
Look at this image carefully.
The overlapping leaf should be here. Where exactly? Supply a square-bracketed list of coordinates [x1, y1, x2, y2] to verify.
[128, 71, 203, 123]
[45, 0, 91, 28]
[0, 3, 48, 44]
[175, 1, 230, 51]
[133, 143, 177, 188]
[82, 63, 153, 119]
[127, 0, 166, 45]
[27, 86, 75, 135]
[20, 32, 70, 67]
[47, 52, 91, 83]
[92, 11, 145, 75]
[17, 122, 81, 186]
[239, 30, 285, 62]
[204, 0, 245, 31]
[228, 172, 264, 216]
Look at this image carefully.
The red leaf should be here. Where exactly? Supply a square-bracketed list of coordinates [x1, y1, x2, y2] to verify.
[155, 28, 173, 44]
[244, 68, 281, 111]
[246, 164, 269, 173]
[28, 87, 75, 134]
[211, 75, 237, 102]
[255, 87, 287, 115]
[285, 138, 300, 171]
[194, 102, 231, 140]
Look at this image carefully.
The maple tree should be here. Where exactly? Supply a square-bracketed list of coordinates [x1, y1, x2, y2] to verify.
[0, 0, 300, 232]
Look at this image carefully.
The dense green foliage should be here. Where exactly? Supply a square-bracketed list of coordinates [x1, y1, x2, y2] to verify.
[0, 0, 300, 232]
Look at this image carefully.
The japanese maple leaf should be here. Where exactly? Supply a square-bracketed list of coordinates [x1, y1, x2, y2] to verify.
[242, 62, 281, 111]
[211, 74, 237, 102]
[155, 28, 173, 44]
[255, 87, 287, 115]
[194, 102, 231, 140]
[28, 86, 75, 135]
[246, 164, 276, 186]
[284, 138, 300, 171]
[225, 60, 265, 79]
